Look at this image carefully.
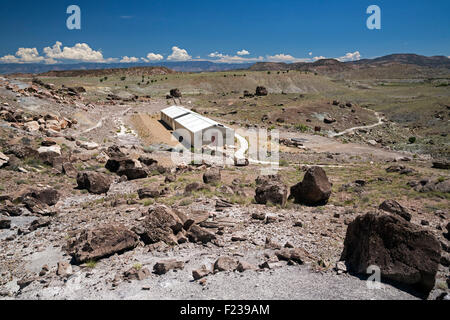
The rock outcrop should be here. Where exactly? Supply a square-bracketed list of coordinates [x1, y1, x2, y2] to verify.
[133, 205, 184, 245]
[379, 200, 412, 221]
[76, 171, 112, 194]
[203, 168, 221, 184]
[105, 157, 148, 180]
[340, 213, 441, 296]
[255, 181, 288, 207]
[255, 86, 268, 96]
[290, 166, 332, 206]
[66, 225, 139, 263]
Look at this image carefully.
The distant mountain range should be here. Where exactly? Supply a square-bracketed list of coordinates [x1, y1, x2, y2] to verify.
[0, 61, 253, 75]
[249, 54, 450, 73]
[0, 54, 448, 76]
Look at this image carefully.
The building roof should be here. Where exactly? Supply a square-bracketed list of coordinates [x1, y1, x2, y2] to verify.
[162, 105, 234, 134]
[174, 112, 219, 133]
[161, 106, 191, 119]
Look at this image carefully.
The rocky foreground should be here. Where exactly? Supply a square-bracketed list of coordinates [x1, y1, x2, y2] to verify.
[0, 77, 449, 300]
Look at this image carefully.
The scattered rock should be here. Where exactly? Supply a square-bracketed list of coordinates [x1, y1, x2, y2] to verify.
[275, 248, 308, 264]
[66, 224, 139, 263]
[184, 182, 209, 195]
[265, 237, 281, 250]
[192, 265, 212, 280]
[77, 141, 99, 150]
[56, 261, 73, 277]
[62, 162, 77, 178]
[290, 166, 332, 206]
[379, 200, 412, 221]
[37, 145, 61, 165]
[170, 89, 182, 98]
[124, 267, 151, 281]
[39, 265, 49, 277]
[255, 86, 268, 96]
[0, 218, 11, 229]
[0, 201, 22, 216]
[254, 181, 288, 207]
[133, 205, 183, 245]
[137, 188, 160, 199]
[203, 168, 221, 184]
[105, 157, 148, 180]
[76, 171, 112, 194]
[335, 261, 347, 274]
[236, 261, 256, 272]
[0, 152, 9, 167]
[29, 217, 51, 231]
[214, 256, 239, 272]
[187, 225, 216, 244]
[23, 121, 40, 132]
[164, 175, 176, 183]
[251, 212, 266, 221]
[432, 161, 450, 170]
[17, 278, 35, 290]
[386, 165, 415, 175]
[153, 259, 185, 275]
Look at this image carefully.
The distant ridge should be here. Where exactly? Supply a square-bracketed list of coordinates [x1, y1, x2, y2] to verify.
[350, 54, 450, 68]
[1, 54, 448, 76]
[249, 54, 450, 73]
[0, 61, 253, 75]
[38, 66, 175, 77]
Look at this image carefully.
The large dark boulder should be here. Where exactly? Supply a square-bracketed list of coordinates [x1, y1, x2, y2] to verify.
[432, 161, 450, 170]
[29, 188, 60, 206]
[66, 225, 139, 263]
[290, 166, 332, 206]
[133, 205, 184, 245]
[255, 86, 268, 96]
[203, 168, 221, 184]
[105, 157, 148, 180]
[340, 213, 441, 296]
[76, 171, 112, 194]
[170, 88, 182, 98]
[379, 200, 411, 221]
[255, 174, 281, 185]
[0, 218, 11, 229]
[255, 181, 288, 207]
[187, 225, 216, 244]
[137, 188, 160, 199]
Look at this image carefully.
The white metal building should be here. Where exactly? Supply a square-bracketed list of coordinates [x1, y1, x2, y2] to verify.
[160, 106, 235, 148]
[160, 106, 191, 130]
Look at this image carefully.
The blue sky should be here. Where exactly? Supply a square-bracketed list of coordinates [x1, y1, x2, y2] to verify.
[0, 0, 449, 64]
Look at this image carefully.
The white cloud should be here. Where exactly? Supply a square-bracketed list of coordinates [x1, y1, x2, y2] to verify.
[237, 49, 250, 56]
[145, 53, 164, 61]
[167, 46, 192, 61]
[43, 41, 106, 62]
[313, 56, 326, 61]
[208, 51, 263, 63]
[0, 54, 20, 63]
[208, 52, 224, 59]
[309, 52, 313, 56]
[0, 47, 46, 64]
[337, 51, 361, 62]
[266, 54, 310, 63]
[120, 56, 140, 63]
